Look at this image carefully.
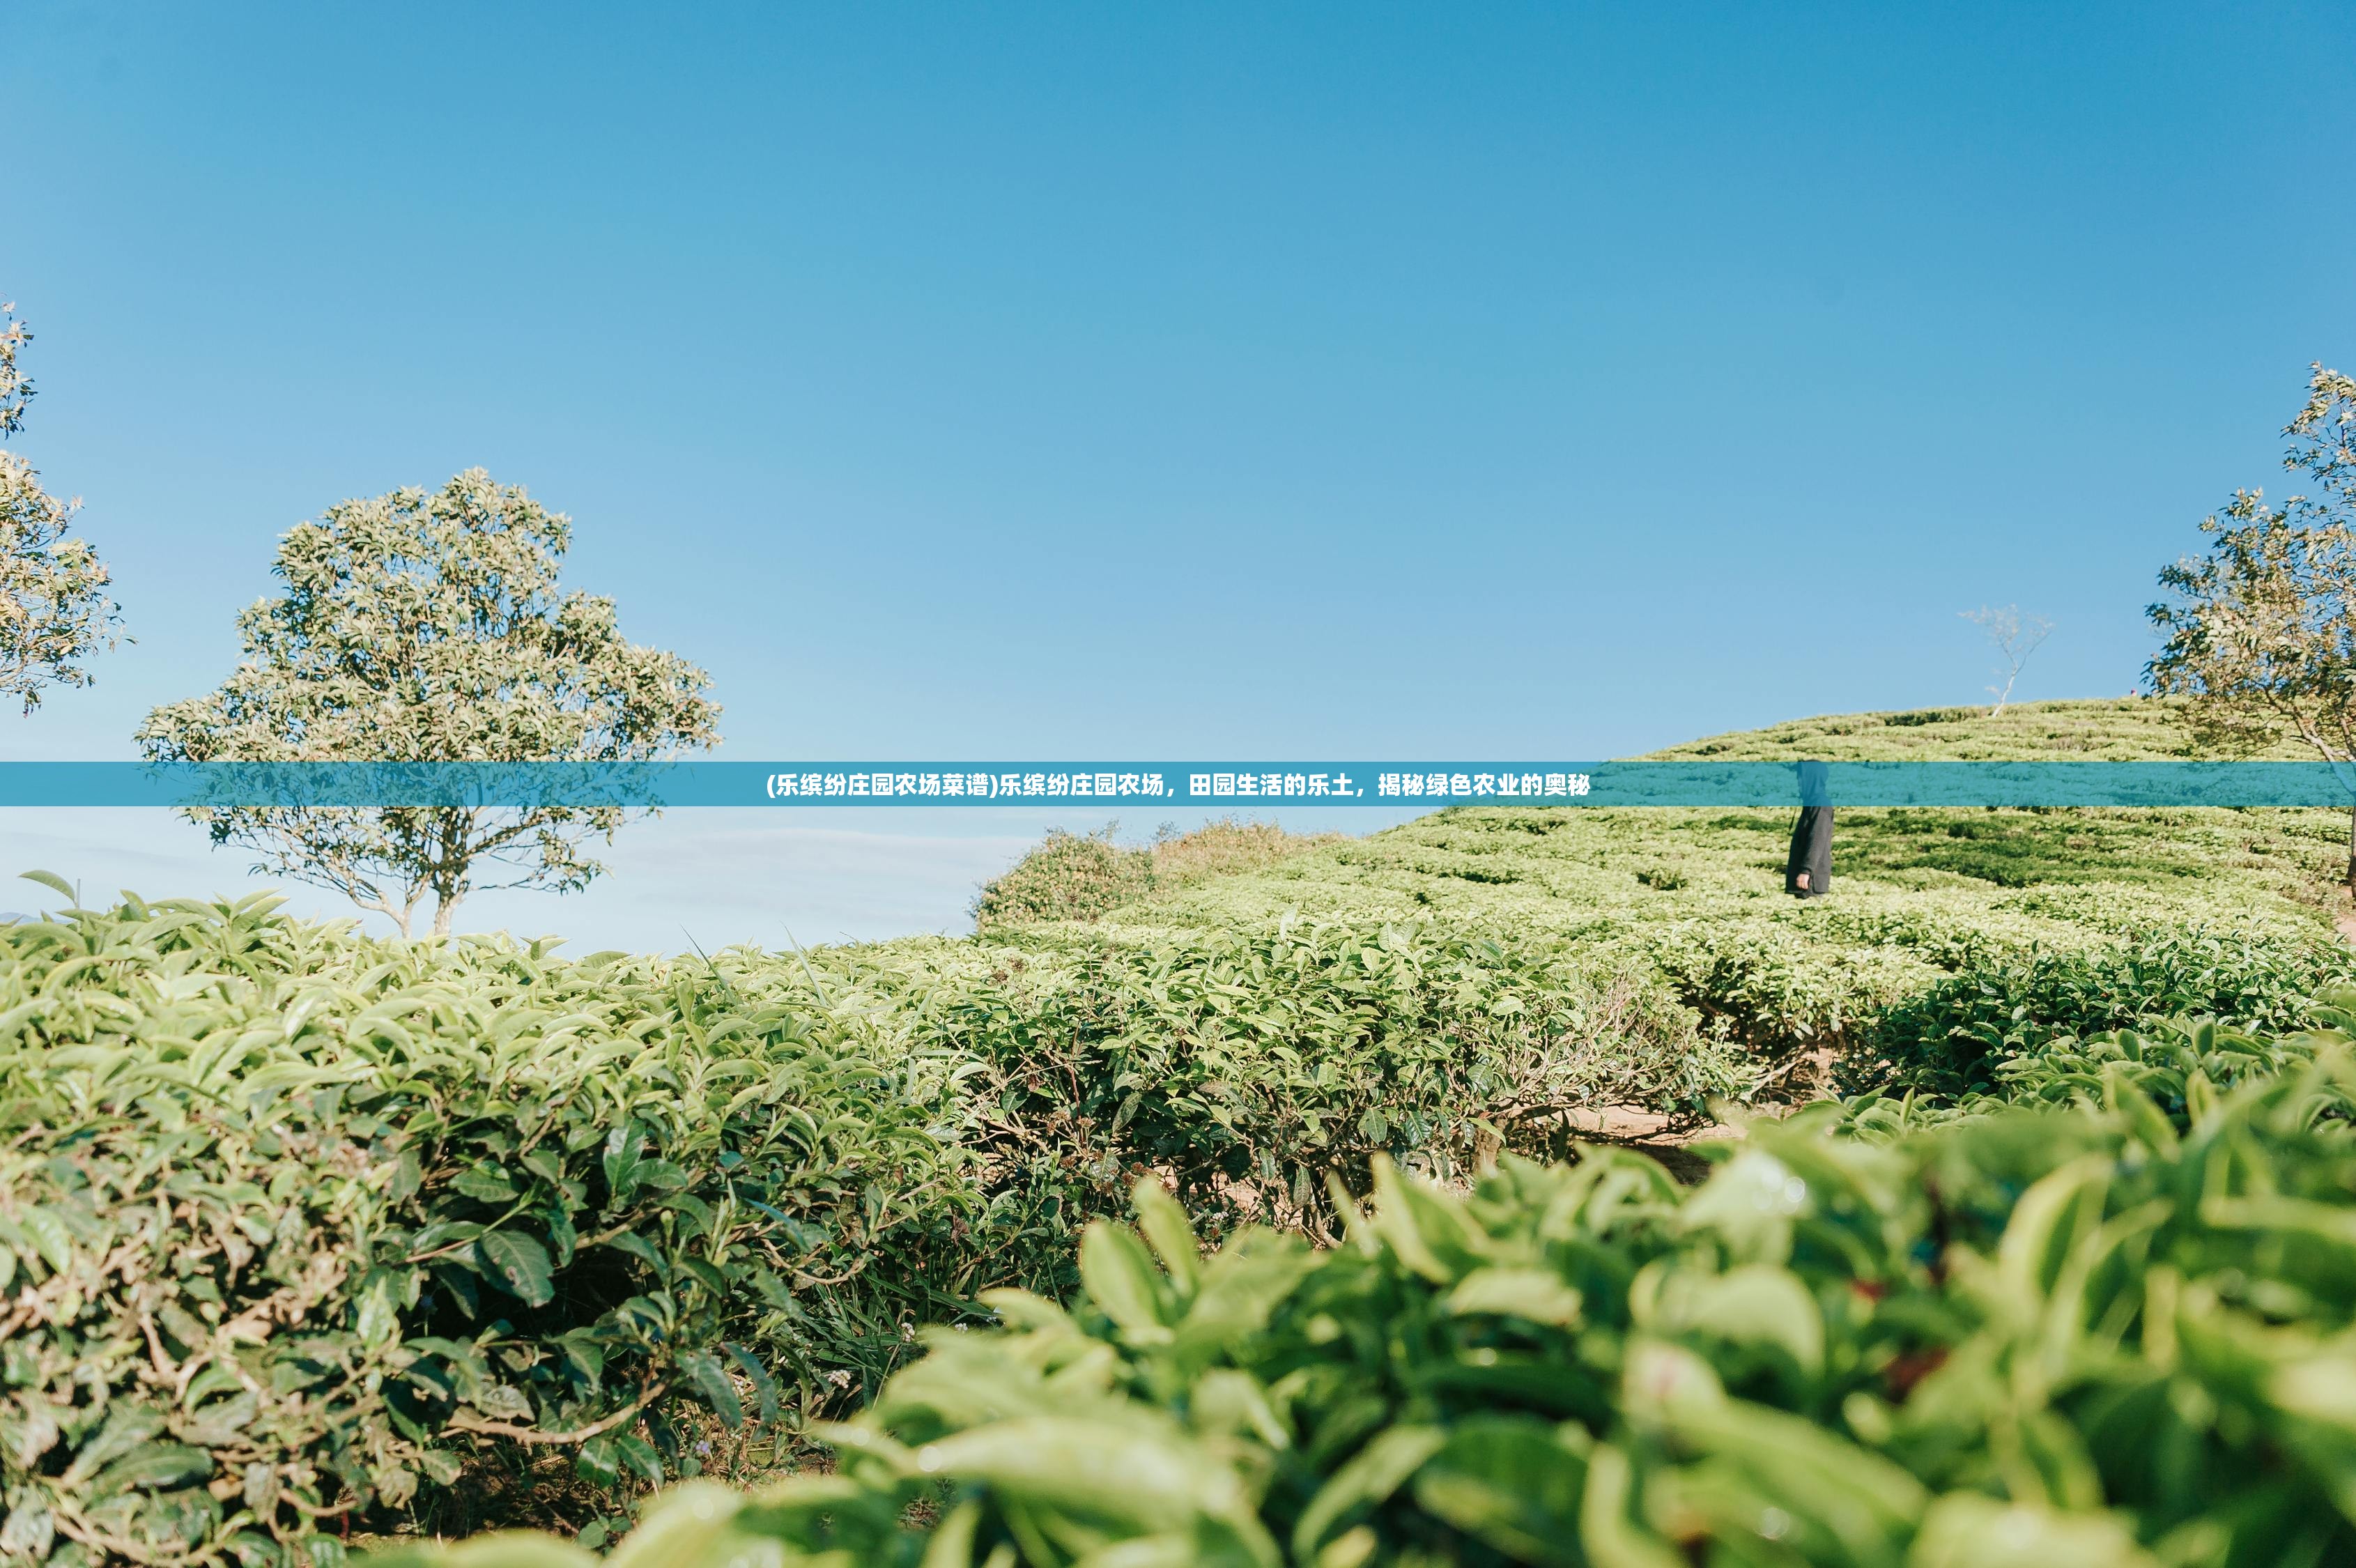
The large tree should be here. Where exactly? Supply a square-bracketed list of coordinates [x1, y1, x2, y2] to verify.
[2149, 362, 2356, 892]
[138, 469, 720, 935]
[0, 297, 123, 710]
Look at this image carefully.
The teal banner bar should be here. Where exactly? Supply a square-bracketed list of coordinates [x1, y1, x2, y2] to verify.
[0, 760, 2353, 807]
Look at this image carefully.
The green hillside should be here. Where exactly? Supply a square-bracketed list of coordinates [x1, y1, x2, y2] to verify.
[967, 698, 2352, 1084]
[1642, 693, 2277, 760]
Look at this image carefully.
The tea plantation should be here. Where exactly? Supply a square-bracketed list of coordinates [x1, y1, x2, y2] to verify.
[10, 697, 2356, 1567]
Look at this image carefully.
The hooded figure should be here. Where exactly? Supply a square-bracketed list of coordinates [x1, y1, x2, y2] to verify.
[1785, 760, 1832, 898]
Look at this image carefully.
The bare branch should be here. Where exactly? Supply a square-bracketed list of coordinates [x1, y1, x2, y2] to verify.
[1960, 604, 2053, 716]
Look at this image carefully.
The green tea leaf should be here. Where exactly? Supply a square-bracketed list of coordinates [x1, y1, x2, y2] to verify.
[1412, 1417, 1587, 1567]
[1445, 1267, 1584, 1327]
[17, 1208, 72, 1275]
[17, 869, 74, 901]
[1130, 1178, 1201, 1296]
[476, 1230, 555, 1306]
[678, 1351, 744, 1429]
[1081, 1222, 1173, 1346]
[1293, 1426, 1448, 1559]
[90, 1443, 212, 1494]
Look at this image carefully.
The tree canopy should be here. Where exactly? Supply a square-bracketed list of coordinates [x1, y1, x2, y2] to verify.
[0, 297, 122, 712]
[2149, 362, 2356, 885]
[137, 469, 721, 935]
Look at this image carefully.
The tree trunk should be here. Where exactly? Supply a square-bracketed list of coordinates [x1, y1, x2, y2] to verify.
[432, 894, 459, 937]
[2346, 801, 2355, 898]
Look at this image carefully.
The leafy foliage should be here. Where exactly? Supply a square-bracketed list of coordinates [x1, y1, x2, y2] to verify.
[1645, 695, 2289, 762]
[0, 299, 30, 438]
[135, 470, 720, 935]
[1994, 1000, 2356, 1120]
[1146, 820, 1345, 889]
[377, 1019, 2356, 1567]
[26, 699, 2356, 1557]
[1052, 703, 2355, 1096]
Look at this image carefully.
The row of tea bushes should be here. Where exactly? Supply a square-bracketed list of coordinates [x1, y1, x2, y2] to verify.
[383, 1008, 2356, 1567]
[803, 919, 1748, 1243]
[13, 876, 2333, 1564]
[1850, 920, 2356, 1099]
[1638, 893, 2356, 1078]
[1840, 992, 2356, 1139]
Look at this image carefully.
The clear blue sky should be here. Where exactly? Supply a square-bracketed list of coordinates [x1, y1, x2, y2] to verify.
[3, 3, 2353, 946]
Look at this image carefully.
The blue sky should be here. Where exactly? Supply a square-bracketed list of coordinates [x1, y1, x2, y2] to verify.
[3, 2, 2353, 947]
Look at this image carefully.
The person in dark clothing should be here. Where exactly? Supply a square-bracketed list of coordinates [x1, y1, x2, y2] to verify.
[1785, 760, 1832, 898]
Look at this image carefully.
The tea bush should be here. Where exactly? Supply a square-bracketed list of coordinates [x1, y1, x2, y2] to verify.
[1158, 820, 2348, 1053]
[0, 895, 1000, 1566]
[1994, 990, 2356, 1115]
[379, 1024, 2356, 1567]
[1147, 820, 1343, 888]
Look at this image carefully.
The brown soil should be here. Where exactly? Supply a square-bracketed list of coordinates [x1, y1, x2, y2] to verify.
[1556, 1104, 1755, 1185]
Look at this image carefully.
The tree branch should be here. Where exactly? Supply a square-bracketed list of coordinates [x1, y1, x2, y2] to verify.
[445, 1380, 670, 1445]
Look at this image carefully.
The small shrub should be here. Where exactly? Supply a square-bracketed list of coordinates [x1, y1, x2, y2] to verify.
[1645, 918, 1925, 1057]
[971, 827, 1153, 932]
[1149, 818, 1342, 885]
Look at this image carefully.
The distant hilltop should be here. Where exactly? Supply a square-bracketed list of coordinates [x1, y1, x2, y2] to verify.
[1641, 695, 2311, 763]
